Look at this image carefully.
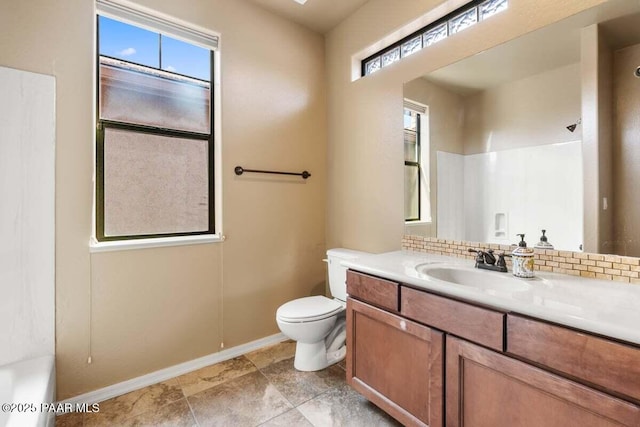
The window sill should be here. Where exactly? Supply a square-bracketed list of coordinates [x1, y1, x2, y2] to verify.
[405, 220, 433, 225]
[89, 233, 225, 253]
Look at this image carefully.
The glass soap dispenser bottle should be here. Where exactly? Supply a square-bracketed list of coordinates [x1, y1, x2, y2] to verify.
[534, 229, 554, 250]
[512, 234, 535, 278]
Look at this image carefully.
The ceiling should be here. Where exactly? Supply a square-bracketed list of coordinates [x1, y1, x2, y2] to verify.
[249, 0, 370, 34]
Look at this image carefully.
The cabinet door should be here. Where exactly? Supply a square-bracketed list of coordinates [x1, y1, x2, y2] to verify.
[347, 297, 443, 427]
[446, 336, 640, 427]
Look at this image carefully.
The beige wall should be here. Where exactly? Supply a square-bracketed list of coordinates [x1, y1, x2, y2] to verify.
[0, 0, 326, 399]
[613, 42, 640, 256]
[581, 24, 613, 253]
[463, 63, 582, 154]
[326, 0, 606, 254]
[597, 30, 614, 255]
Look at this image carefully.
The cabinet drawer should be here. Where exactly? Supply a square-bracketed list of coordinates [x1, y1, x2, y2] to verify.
[401, 286, 505, 351]
[346, 270, 399, 312]
[507, 315, 640, 403]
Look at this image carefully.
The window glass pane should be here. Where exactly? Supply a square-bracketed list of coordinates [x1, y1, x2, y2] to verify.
[405, 165, 420, 221]
[404, 109, 417, 131]
[365, 57, 381, 75]
[401, 35, 422, 58]
[480, 0, 508, 20]
[161, 35, 210, 81]
[99, 16, 159, 69]
[381, 47, 400, 67]
[423, 23, 448, 47]
[404, 109, 419, 162]
[100, 60, 211, 133]
[404, 131, 418, 163]
[448, 7, 478, 35]
[103, 128, 209, 237]
[361, 1, 509, 76]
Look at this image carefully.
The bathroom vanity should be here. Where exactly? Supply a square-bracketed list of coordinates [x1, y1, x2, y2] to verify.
[344, 251, 640, 427]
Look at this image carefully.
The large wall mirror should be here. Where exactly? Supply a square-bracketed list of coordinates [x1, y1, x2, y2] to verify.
[404, 0, 640, 257]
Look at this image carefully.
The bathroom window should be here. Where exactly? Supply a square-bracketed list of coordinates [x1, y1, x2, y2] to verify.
[95, 4, 218, 242]
[404, 100, 431, 223]
[362, 0, 508, 76]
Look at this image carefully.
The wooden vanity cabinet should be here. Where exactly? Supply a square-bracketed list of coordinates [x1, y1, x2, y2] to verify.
[346, 269, 640, 427]
[346, 272, 443, 427]
[401, 286, 505, 352]
[346, 270, 400, 312]
[446, 336, 640, 427]
[507, 315, 640, 403]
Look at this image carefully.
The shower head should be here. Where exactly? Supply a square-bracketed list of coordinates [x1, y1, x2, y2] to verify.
[566, 118, 582, 133]
[635, 66, 640, 78]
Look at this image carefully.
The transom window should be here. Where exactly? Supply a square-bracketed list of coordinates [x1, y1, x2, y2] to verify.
[362, 0, 508, 76]
[95, 10, 216, 242]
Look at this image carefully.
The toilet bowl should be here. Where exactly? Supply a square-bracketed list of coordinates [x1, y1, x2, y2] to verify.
[276, 296, 346, 371]
[276, 248, 369, 371]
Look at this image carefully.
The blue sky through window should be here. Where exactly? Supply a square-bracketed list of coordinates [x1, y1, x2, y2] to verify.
[161, 35, 210, 81]
[99, 16, 210, 81]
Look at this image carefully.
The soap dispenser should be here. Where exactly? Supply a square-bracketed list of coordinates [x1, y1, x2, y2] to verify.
[534, 229, 554, 250]
[512, 234, 535, 278]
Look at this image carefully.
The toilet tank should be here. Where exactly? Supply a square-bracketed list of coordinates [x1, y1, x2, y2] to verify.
[327, 248, 370, 302]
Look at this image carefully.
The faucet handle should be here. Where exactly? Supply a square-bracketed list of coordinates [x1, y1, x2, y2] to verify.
[468, 248, 484, 264]
[484, 249, 497, 265]
[496, 253, 506, 268]
[468, 248, 497, 265]
[496, 252, 511, 268]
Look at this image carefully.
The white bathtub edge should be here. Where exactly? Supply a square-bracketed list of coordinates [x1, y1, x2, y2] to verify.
[0, 354, 56, 427]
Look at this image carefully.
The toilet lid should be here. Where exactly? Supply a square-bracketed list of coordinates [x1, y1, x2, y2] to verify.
[277, 296, 344, 323]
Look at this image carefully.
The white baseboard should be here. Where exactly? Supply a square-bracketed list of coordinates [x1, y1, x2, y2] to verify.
[59, 333, 287, 406]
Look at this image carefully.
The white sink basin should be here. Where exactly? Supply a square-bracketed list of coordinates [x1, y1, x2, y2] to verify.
[415, 264, 532, 293]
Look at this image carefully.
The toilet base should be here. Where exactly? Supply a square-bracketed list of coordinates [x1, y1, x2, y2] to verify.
[293, 341, 328, 371]
[293, 342, 346, 372]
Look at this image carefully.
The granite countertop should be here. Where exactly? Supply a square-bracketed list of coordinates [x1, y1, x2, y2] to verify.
[342, 250, 640, 346]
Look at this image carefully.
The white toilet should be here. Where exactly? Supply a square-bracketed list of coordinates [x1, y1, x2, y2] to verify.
[276, 248, 368, 371]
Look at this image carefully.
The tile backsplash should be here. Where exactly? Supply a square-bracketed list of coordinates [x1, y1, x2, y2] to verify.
[402, 235, 640, 285]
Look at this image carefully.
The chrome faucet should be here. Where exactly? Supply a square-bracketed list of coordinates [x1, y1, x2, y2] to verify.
[468, 248, 509, 273]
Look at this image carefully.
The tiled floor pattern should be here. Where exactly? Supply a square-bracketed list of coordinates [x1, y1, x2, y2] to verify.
[56, 341, 401, 426]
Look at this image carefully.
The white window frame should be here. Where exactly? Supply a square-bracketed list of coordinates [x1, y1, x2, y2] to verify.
[404, 99, 432, 224]
[91, 0, 223, 252]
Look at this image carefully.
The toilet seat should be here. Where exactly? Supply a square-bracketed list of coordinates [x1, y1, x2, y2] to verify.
[276, 296, 344, 323]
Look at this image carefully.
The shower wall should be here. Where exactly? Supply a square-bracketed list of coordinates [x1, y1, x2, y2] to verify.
[439, 63, 583, 249]
[437, 141, 583, 251]
[612, 42, 640, 256]
[0, 66, 56, 366]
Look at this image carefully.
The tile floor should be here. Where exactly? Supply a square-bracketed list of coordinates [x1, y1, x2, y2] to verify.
[56, 341, 401, 426]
